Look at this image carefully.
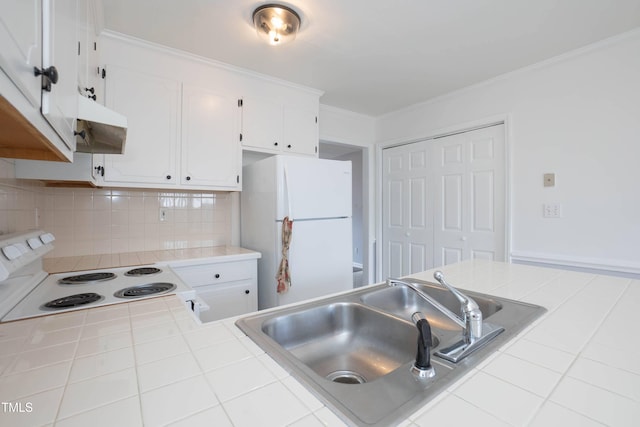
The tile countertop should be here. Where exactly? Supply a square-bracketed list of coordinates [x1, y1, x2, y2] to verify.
[0, 260, 638, 426]
[43, 246, 261, 273]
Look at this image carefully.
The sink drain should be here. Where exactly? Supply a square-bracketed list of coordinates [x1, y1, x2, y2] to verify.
[326, 370, 367, 384]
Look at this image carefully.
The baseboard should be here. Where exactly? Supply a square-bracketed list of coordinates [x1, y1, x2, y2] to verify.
[510, 251, 640, 279]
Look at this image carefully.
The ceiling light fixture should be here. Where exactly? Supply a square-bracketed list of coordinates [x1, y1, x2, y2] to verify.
[252, 3, 301, 46]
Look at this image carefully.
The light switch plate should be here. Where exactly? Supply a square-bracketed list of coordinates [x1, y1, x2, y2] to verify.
[543, 173, 555, 187]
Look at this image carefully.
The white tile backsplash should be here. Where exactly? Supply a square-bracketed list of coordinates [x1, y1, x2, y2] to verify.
[0, 158, 232, 257]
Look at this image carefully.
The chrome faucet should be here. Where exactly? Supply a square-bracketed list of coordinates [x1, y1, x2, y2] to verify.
[387, 271, 504, 363]
[432, 271, 482, 344]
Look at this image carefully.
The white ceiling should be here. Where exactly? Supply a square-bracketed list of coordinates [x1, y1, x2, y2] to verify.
[100, 0, 640, 117]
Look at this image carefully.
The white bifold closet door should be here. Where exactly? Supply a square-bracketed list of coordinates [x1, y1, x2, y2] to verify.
[382, 124, 506, 278]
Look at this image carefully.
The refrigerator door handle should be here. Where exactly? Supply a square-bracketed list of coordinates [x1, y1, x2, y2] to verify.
[283, 163, 293, 219]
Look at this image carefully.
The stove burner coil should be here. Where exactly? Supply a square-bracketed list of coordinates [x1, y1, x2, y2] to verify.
[42, 293, 104, 310]
[125, 267, 162, 276]
[58, 272, 116, 285]
[113, 282, 177, 299]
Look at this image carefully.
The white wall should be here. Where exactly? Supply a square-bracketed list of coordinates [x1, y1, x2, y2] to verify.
[319, 105, 375, 145]
[331, 150, 364, 266]
[319, 105, 376, 282]
[376, 30, 640, 276]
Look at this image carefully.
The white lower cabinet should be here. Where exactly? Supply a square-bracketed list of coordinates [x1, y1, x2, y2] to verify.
[195, 280, 257, 323]
[173, 259, 257, 323]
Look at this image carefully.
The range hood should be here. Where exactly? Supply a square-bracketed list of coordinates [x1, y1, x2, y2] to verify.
[75, 95, 127, 154]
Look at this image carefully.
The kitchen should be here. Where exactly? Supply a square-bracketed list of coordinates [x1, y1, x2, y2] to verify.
[1, 1, 640, 426]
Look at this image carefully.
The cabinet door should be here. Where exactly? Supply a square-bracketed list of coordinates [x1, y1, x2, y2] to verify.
[283, 105, 318, 156]
[102, 65, 180, 185]
[181, 84, 240, 188]
[86, 2, 101, 104]
[240, 96, 282, 152]
[0, 0, 42, 107]
[41, 0, 78, 151]
[77, 0, 100, 103]
[76, 0, 89, 90]
[197, 280, 257, 323]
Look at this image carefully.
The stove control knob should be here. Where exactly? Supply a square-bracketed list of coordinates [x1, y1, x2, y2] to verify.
[40, 233, 56, 244]
[27, 238, 43, 249]
[2, 245, 22, 261]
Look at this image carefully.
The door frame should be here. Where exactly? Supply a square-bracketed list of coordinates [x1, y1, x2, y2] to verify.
[375, 114, 513, 282]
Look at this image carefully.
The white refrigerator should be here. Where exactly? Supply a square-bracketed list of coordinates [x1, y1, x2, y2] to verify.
[241, 155, 353, 309]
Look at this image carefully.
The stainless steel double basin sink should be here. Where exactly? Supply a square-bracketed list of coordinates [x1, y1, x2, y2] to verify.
[236, 279, 545, 426]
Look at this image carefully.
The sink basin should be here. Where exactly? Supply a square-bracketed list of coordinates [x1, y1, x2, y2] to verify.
[236, 279, 546, 426]
[262, 301, 438, 383]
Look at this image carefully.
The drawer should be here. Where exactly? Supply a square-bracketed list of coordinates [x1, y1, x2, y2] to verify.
[172, 260, 255, 287]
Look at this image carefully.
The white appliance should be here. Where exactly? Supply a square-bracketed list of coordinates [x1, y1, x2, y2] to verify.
[241, 155, 353, 309]
[0, 230, 196, 322]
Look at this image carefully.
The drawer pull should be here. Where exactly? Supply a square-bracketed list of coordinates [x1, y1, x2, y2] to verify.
[245, 290, 250, 294]
[215, 273, 220, 279]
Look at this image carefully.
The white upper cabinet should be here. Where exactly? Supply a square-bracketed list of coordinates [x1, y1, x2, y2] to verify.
[76, 0, 100, 102]
[240, 95, 319, 157]
[283, 105, 319, 156]
[0, 0, 78, 161]
[240, 96, 283, 152]
[101, 65, 180, 186]
[0, 0, 43, 107]
[40, 0, 78, 151]
[97, 64, 241, 191]
[181, 84, 241, 188]
[94, 34, 321, 191]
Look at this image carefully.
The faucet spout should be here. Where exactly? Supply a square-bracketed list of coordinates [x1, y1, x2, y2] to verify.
[387, 278, 465, 329]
